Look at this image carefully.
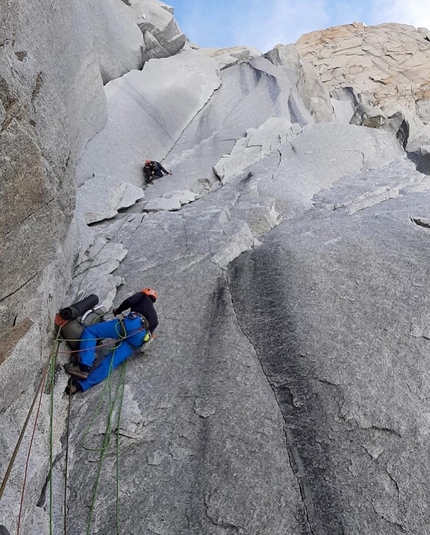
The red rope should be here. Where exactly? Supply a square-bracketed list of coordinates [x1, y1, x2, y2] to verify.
[16, 356, 51, 535]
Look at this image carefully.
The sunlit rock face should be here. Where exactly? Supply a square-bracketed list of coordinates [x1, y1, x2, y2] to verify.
[265, 44, 335, 123]
[295, 22, 430, 150]
[2, 4, 430, 533]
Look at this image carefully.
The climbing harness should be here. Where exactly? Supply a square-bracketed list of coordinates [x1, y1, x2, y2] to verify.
[2, 280, 150, 533]
[59, 317, 143, 533]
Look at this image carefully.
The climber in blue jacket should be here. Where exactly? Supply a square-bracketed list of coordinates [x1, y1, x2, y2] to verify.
[65, 288, 158, 394]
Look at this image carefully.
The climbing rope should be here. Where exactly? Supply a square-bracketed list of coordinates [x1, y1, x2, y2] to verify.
[48, 337, 58, 535]
[0, 331, 62, 535]
[61, 319, 130, 534]
[80, 347, 127, 534]
[63, 385, 72, 535]
[15, 339, 60, 535]
[2, 308, 144, 533]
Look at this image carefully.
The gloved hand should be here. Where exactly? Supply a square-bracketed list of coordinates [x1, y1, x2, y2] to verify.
[112, 308, 118, 316]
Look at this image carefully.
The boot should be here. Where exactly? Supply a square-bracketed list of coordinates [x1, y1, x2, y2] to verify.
[64, 362, 90, 380]
[65, 378, 82, 395]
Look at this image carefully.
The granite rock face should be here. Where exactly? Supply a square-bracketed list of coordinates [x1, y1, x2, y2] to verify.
[201, 44, 262, 70]
[265, 44, 335, 123]
[295, 22, 430, 148]
[62, 121, 422, 535]
[90, 0, 145, 84]
[3, 8, 430, 535]
[76, 49, 222, 192]
[128, 0, 187, 61]
[0, 0, 107, 339]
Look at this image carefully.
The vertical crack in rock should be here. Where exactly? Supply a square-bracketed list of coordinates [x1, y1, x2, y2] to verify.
[225, 248, 347, 535]
[222, 271, 317, 535]
[164, 82, 222, 160]
[36, 452, 62, 507]
[385, 466, 401, 495]
[31, 72, 43, 104]
[271, 148, 283, 181]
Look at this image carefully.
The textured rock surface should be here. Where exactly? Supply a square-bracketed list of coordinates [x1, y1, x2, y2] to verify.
[3, 10, 430, 535]
[59, 123, 417, 535]
[265, 44, 335, 123]
[90, 0, 144, 84]
[128, 0, 187, 61]
[295, 22, 430, 146]
[151, 54, 317, 199]
[77, 174, 145, 224]
[76, 49, 222, 191]
[0, 0, 107, 336]
[202, 44, 262, 69]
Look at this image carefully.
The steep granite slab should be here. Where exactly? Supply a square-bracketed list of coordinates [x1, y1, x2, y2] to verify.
[90, 0, 144, 84]
[265, 43, 335, 123]
[228, 183, 430, 533]
[150, 55, 316, 199]
[63, 213, 309, 535]
[59, 120, 408, 534]
[76, 50, 221, 190]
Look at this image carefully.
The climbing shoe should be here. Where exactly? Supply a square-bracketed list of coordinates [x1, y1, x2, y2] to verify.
[65, 378, 82, 396]
[64, 362, 90, 380]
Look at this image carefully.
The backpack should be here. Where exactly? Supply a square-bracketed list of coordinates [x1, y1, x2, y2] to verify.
[55, 294, 106, 352]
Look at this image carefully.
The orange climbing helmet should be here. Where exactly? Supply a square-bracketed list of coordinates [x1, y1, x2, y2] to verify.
[145, 159, 151, 165]
[142, 287, 158, 302]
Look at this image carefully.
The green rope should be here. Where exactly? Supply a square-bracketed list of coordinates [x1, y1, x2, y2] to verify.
[63, 386, 72, 535]
[115, 362, 127, 534]
[85, 349, 116, 532]
[81, 322, 126, 453]
[49, 338, 60, 535]
[84, 348, 127, 534]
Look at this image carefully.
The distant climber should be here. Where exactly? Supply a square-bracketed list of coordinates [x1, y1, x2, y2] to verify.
[143, 159, 172, 184]
[65, 288, 159, 395]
